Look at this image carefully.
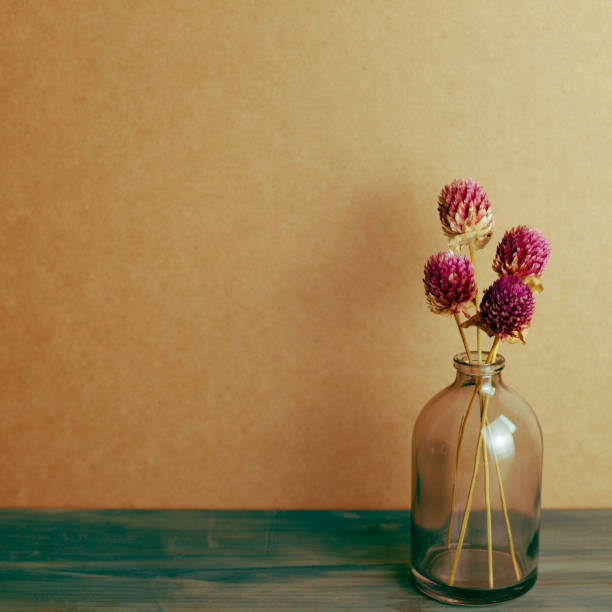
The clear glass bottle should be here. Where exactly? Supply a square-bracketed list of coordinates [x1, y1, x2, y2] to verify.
[411, 351, 542, 605]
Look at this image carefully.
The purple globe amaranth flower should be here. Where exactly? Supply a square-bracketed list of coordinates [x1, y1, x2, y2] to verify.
[423, 251, 477, 315]
[438, 178, 494, 249]
[480, 276, 535, 340]
[493, 225, 551, 280]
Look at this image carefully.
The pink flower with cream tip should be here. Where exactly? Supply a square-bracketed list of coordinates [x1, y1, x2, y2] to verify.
[493, 225, 551, 279]
[438, 178, 494, 249]
[423, 251, 477, 316]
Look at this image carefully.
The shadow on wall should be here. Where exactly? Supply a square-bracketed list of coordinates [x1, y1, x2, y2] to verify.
[286, 189, 430, 508]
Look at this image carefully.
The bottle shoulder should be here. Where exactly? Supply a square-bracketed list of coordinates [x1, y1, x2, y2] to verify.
[414, 378, 542, 446]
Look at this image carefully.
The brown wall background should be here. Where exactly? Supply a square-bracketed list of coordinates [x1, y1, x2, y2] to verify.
[2, 1, 611, 508]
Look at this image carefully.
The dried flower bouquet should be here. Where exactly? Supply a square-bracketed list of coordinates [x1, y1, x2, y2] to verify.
[423, 178, 550, 588]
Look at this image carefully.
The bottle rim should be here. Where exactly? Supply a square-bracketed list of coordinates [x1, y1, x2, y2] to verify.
[453, 351, 505, 375]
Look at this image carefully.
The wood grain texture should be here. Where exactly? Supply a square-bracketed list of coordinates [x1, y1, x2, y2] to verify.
[0, 510, 609, 610]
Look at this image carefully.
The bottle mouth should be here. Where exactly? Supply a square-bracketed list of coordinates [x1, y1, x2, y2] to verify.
[453, 351, 505, 375]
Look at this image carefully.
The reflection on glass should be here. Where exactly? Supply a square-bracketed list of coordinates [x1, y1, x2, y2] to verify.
[484, 414, 516, 460]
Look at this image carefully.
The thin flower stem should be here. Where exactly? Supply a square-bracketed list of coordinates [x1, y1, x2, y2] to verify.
[447, 311, 474, 547]
[448, 412, 485, 586]
[447, 381, 481, 547]
[447, 247, 482, 550]
[482, 419, 493, 588]
[448, 337, 500, 586]
[468, 243, 482, 364]
[486, 414, 522, 581]
[468, 242, 475, 265]
[485, 336, 500, 365]
[469, 241, 490, 583]
[454, 313, 472, 364]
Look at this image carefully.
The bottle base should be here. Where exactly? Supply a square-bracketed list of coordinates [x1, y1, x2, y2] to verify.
[411, 564, 537, 606]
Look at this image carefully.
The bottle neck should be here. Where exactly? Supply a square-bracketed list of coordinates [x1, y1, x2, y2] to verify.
[453, 351, 505, 385]
[454, 370, 503, 388]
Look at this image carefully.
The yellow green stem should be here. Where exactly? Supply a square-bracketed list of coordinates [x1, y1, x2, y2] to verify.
[448, 337, 500, 586]
[468, 242, 482, 364]
[448, 408, 486, 586]
[447, 381, 481, 547]
[454, 313, 472, 364]
[487, 337, 501, 364]
[486, 414, 522, 581]
[448, 311, 474, 546]
[482, 412, 493, 588]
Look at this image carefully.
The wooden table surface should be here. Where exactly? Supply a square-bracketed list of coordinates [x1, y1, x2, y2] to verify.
[0, 509, 609, 611]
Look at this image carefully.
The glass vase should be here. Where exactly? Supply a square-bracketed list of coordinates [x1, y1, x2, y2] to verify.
[410, 351, 542, 605]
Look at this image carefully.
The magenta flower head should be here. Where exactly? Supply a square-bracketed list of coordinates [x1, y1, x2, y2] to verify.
[493, 225, 551, 280]
[480, 276, 535, 341]
[438, 178, 494, 249]
[423, 251, 477, 315]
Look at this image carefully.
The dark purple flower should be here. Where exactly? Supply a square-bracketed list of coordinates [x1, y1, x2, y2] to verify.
[423, 251, 477, 315]
[480, 276, 535, 339]
[493, 226, 550, 279]
[438, 178, 494, 249]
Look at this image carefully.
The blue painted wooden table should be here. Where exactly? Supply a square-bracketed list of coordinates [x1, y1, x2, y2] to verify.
[0, 509, 609, 610]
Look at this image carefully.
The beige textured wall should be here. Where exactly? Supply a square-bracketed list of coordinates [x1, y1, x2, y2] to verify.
[2, 1, 610, 508]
